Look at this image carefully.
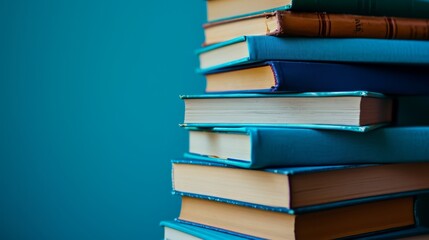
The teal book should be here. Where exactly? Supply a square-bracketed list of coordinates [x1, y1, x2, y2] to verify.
[172, 159, 429, 214]
[186, 126, 429, 168]
[197, 36, 429, 72]
[207, 0, 429, 22]
[176, 194, 420, 239]
[161, 220, 249, 240]
[181, 91, 392, 132]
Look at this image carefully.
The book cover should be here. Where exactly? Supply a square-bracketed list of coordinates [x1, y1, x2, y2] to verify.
[185, 126, 429, 168]
[160, 220, 250, 240]
[208, 0, 429, 22]
[204, 11, 429, 45]
[197, 36, 429, 72]
[204, 61, 429, 94]
[395, 96, 429, 126]
[172, 159, 429, 214]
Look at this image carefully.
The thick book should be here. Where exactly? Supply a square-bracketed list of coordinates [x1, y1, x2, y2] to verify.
[185, 126, 429, 168]
[204, 11, 429, 45]
[172, 159, 429, 213]
[207, 0, 429, 22]
[177, 196, 415, 239]
[181, 91, 392, 132]
[161, 220, 248, 240]
[197, 36, 429, 72]
[161, 220, 429, 240]
[204, 61, 429, 94]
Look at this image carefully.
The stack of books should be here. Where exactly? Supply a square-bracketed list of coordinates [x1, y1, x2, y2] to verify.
[161, 0, 429, 239]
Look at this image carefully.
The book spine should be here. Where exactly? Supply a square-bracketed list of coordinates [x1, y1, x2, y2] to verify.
[272, 11, 429, 40]
[292, 0, 429, 19]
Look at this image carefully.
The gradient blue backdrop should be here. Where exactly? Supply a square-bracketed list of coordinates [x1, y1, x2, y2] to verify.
[0, 1, 205, 239]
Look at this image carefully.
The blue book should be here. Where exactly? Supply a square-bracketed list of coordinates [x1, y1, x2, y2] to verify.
[172, 159, 429, 213]
[161, 220, 249, 240]
[186, 126, 429, 168]
[197, 36, 429, 72]
[175, 194, 420, 239]
[181, 91, 392, 132]
[204, 61, 429, 95]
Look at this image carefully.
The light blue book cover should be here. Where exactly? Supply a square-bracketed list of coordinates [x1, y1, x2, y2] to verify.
[185, 126, 429, 169]
[197, 36, 429, 72]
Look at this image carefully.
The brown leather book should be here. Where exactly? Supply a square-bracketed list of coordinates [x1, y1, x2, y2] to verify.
[204, 11, 429, 45]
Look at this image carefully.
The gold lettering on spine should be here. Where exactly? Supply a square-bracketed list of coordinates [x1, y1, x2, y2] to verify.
[354, 19, 363, 33]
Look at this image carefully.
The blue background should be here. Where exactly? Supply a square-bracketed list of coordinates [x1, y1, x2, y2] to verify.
[0, 1, 205, 239]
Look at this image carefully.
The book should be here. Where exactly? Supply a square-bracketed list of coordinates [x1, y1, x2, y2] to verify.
[204, 61, 429, 94]
[161, 220, 429, 240]
[197, 36, 429, 72]
[161, 220, 248, 240]
[204, 11, 429, 45]
[181, 91, 392, 131]
[185, 126, 429, 168]
[207, 0, 429, 22]
[177, 196, 415, 239]
[172, 159, 429, 213]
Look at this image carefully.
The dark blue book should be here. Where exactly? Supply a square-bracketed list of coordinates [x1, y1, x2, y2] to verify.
[197, 36, 429, 72]
[172, 159, 429, 213]
[186, 126, 429, 168]
[204, 61, 429, 95]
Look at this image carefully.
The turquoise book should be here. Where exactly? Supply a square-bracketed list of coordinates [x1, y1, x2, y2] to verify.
[186, 126, 429, 168]
[207, 0, 429, 22]
[197, 36, 429, 72]
[172, 159, 429, 213]
[161, 220, 249, 240]
[181, 91, 392, 132]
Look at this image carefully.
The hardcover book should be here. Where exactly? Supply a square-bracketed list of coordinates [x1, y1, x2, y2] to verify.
[177, 196, 415, 239]
[207, 0, 429, 22]
[161, 220, 429, 240]
[161, 220, 248, 240]
[204, 11, 429, 45]
[197, 36, 429, 72]
[186, 126, 429, 168]
[181, 91, 392, 131]
[172, 159, 429, 213]
[204, 61, 429, 94]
